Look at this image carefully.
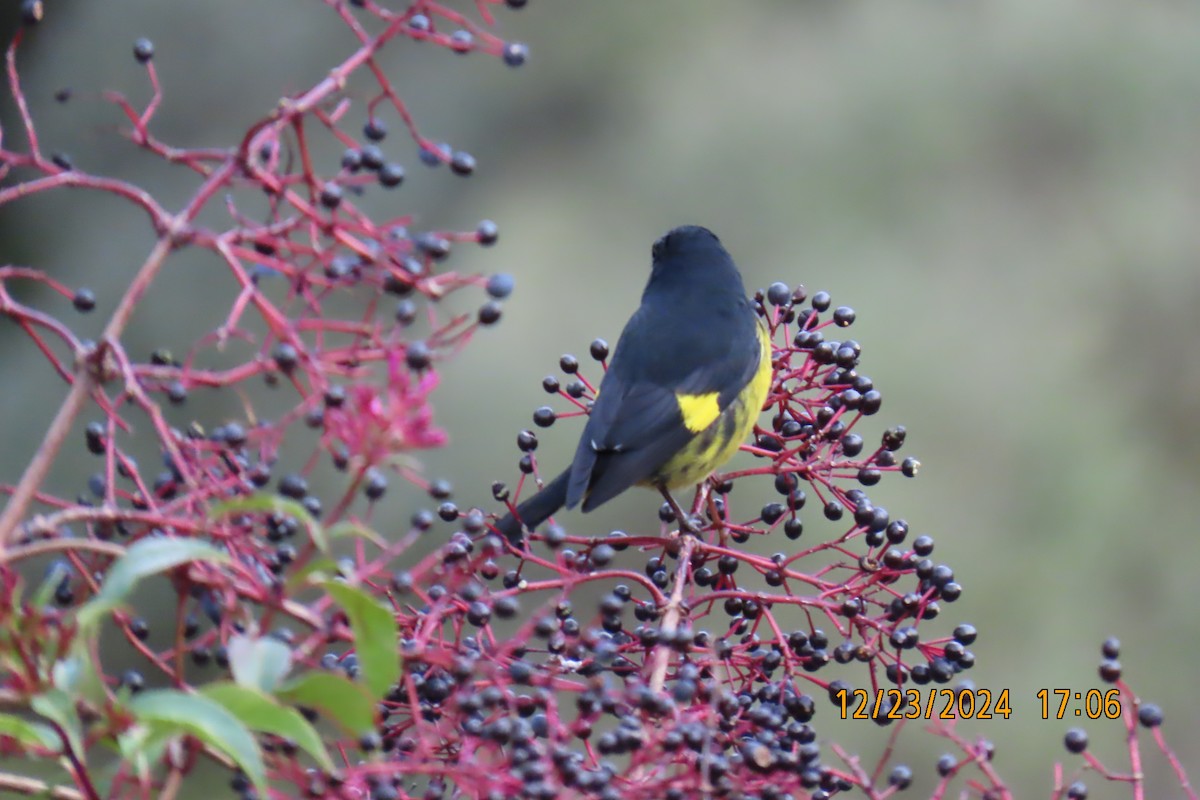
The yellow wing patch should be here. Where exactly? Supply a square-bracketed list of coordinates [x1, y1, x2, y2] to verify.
[676, 391, 721, 433]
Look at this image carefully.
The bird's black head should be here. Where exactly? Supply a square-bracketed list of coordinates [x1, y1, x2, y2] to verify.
[651, 225, 722, 262]
[647, 225, 746, 299]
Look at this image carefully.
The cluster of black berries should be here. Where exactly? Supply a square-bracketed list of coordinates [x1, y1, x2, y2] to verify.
[470, 284, 980, 796]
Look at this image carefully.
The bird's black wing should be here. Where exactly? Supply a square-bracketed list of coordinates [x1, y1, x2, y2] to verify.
[565, 299, 762, 511]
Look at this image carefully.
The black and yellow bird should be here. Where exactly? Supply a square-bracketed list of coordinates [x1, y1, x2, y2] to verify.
[494, 225, 773, 544]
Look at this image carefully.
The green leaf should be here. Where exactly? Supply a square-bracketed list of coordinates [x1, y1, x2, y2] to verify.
[115, 724, 174, 792]
[74, 595, 124, 633]
[32, 560, 69, 608]
[128, 689, 266, 794]
[283, 556, 339, 593]
[51, 656, 80, 694]
[275, 671, 375, 736]
[56, 645, 108, 706]
[327, 521, 386, 549]
[77, 538, 229, 631]
[30, 689, 83, 758]
[0, 712, 58, 749]
[319, 580, 399, 699]
[211, 495, 327, 554]
[201, 682, 332, 771]
[228, 634, 293, 693]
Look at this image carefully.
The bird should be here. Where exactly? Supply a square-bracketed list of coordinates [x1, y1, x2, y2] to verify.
[494, 225, 773, 544]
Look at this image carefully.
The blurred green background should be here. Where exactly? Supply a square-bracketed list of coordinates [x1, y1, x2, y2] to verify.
[2, 0, 1198, 796]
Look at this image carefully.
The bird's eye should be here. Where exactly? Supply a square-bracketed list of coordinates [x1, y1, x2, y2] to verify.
[652, 234, 670, 260]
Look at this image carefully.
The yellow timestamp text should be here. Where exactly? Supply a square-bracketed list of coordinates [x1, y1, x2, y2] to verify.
[1036, 689, 1123, 720]
[834, 688, 1012, 721]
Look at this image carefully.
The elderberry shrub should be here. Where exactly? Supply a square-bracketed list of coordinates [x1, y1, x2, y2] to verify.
[0, 1, 543, 798]
[478, 285, 993, 796]
[1, 2, 1187, 797]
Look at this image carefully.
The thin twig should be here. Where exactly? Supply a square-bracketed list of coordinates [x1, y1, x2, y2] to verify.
[0, 230, 180, 552]
[649, 534, 696, 694]
[0, 772, 87, 800]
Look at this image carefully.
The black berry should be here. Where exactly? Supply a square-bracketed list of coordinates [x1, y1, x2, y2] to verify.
[133, 38, 155, 63]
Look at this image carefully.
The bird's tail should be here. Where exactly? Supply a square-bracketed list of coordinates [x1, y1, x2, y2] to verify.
[493, 468, 570, 545]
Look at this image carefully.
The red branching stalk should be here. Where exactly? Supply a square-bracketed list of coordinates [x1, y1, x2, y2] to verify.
[1, 1, 516, 796]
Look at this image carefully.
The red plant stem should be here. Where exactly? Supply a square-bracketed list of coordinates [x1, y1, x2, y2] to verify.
[0, 367, 93, 551]
[649, 534, 696, 693]
[0, 231, 176, 551]
[50, 722, 100, 800]
[1152, 727, 1198, 800]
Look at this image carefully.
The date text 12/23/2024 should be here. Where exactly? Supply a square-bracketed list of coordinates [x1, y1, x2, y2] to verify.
[835, 688, 1125, 721]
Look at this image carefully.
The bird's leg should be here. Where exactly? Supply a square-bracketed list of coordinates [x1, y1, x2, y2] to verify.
[693, 478, 713, 516]
[702, 482, 725, 530]
[658, 487, 695, 534]
[699, 475, 732, 544]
